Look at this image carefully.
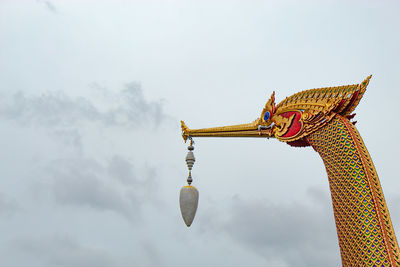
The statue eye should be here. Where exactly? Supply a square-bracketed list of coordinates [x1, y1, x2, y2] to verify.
[263, 111, 270, 121]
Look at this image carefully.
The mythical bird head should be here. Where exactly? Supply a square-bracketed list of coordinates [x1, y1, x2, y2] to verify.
[181, 76, 371, 147]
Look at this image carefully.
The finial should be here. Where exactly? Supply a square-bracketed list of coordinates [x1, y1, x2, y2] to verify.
[179, 137, 199, 227]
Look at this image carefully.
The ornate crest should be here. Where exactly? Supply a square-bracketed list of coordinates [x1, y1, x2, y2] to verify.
[181, 75, 372, 147]
[264, 75, 372, 146]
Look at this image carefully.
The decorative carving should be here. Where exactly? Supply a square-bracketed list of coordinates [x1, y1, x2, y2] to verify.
[180, 75, 400, 265]
[307, 116, 400, 266]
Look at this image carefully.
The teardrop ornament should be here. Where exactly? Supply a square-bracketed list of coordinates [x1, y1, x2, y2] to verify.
[179, 185, 199, 227]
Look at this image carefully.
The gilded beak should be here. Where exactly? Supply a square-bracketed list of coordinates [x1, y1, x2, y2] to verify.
[181, 120, 274, 142]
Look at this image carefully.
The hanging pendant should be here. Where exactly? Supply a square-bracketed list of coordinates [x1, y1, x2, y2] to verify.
[179, 138, 199, 227]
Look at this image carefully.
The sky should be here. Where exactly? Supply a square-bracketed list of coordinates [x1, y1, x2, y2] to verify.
[0, 1, 399, 266]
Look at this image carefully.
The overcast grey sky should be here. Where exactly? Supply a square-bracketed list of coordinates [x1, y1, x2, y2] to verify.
[0, 1, 399, 266]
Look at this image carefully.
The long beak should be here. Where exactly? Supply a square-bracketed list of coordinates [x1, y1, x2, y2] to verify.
[181, 120, 274, 142]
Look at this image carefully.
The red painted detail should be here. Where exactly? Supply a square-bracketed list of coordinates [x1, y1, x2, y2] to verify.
[280, 111, 303, 138]
[287, 138, 310, 147]
[346, 113, 356, 120]
[334, 99, 347, 113]
[342, 90, 360, 115]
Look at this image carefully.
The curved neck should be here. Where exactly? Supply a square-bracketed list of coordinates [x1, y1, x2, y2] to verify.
[306, 115, 400, 266]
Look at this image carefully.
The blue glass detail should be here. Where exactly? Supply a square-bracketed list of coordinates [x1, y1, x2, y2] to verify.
[263, 111, 270, 121]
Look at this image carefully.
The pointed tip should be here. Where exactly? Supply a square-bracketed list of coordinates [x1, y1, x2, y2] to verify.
[180, 120, 186, 128]
[360, 75, 372, 88]
[181, 121, 189, 142]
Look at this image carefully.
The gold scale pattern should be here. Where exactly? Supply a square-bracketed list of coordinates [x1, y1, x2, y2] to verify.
[307, 115, 400, 266]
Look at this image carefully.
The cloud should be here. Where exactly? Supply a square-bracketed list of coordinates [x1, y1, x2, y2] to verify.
[204, 187, 341, 267]
[36, 0, 57, 13]
[6, 235, 118, 267]
[140, 240, 163, 267]
[46, 155, 158, 220]
[0, 82, 165, 129]
[0, 193, 20, 216]
[0, 82, 165, 222]
[0, 82, 166, 151]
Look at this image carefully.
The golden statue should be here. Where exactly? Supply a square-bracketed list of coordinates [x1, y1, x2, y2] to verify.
[181, 76, 400, 266]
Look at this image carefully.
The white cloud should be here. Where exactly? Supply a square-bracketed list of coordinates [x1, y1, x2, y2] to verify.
[0, 193, 20, 216]
[6, 235, 119, 267]
[0, 82, 165, 129]
[46, 156, 158, 220]
[202, 188, 340, 266]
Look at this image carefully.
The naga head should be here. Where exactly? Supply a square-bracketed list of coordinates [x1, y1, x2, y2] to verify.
[181, 76, 371, 147]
